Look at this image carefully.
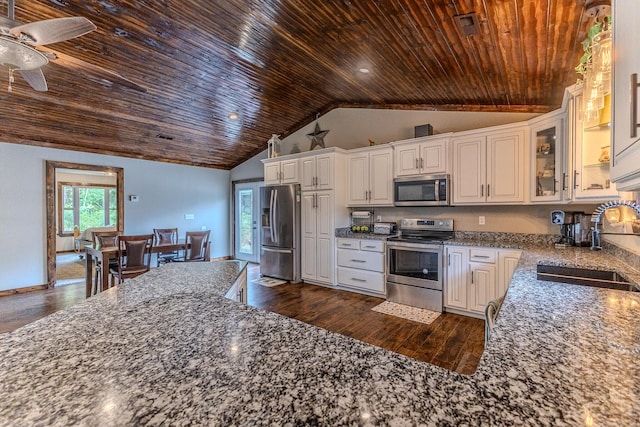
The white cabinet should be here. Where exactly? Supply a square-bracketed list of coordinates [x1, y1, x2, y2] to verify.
[529, 113, 566, 202]
[445, 245, 521, 318]
[336, 238, 385, 296]
[392, 135, 450, 177]
[452, 126, 526, 204]
[225, 267, 247, 304]
[301, 153, 334, 191]
[611, 1, 640, 190]
[346, 146, 394, 206]
[572, 89, 619, 199]
[301, 191, 335, 285]
[263, 158, 299, 185]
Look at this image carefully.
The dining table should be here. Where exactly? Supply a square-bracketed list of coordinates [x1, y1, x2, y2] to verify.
[84, 240, 210, 298]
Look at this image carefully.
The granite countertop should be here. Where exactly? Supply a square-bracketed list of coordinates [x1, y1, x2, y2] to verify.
[1, 245, 640, 425]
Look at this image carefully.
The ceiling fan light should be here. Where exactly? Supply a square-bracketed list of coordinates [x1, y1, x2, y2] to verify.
[0, 37, 48, 70]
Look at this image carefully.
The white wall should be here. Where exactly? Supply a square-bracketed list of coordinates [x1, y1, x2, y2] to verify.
[278, 108, 539, 155]
[230, 150, 267, 182]
[0, 142, 230, 292]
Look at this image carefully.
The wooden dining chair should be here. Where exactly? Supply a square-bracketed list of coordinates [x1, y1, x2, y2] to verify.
[153, 228, 179, 267]
[91, 230, 122, 294]
[110, 234, 154, 285]
[183, 230, 210, 262]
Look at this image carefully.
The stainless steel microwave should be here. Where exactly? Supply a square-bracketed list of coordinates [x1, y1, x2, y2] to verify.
[393, 174, 450, 206]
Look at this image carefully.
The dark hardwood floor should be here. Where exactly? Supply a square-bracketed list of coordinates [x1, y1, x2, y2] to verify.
[0, 263, 485, 374]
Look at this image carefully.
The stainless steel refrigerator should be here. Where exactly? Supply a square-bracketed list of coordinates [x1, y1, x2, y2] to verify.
[260, 184, 301, 282]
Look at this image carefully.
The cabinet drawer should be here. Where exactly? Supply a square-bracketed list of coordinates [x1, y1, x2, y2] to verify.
[337, 238, 359, 249]
[469, 248, 496, 263]
[337, 249, 384, 272]
[337, 267, 385, 293]
[359, 240, 384, 252]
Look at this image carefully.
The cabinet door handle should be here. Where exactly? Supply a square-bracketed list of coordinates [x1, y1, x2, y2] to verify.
[448, 253, 451, 266]
[342, 243, 353, 247]
[553, 178, 557, 194]
[480, 185, 484, 197]
[351, 278, 366, 282]
[420, 158, 424, 169]
[487, 184, 490, 197]
[351, 259, 366, 263]
[415, 158, 419, 169]
[562, 172, 568, 191]
[573, 170, 579, 189]
[364, 245, 375, 249]
[473, 255, 490, 259]
[368, 190, 372, 200]
[471, 271, 474, 284]
[632, 73, 640, 138]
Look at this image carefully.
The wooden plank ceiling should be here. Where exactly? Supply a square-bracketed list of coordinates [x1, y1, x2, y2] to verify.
[0, 0, 593, 169]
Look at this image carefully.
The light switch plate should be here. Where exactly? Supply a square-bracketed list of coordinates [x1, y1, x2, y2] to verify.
[185, 213, 195, 220]
[479, 216, 485, 225]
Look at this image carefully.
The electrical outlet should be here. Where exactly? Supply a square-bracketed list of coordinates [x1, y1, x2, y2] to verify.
[479, 216, 485, 225]
[376, 215, 382, 222]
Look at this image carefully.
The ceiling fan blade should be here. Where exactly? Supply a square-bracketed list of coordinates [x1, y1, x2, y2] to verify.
[10, 17, 96, 46]
[48, 49, 147, 93]
[17, 68, 48, 91]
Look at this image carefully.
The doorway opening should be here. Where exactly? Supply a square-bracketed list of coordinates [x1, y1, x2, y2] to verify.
[232, 180, 262, 263]
[45, 161, 124, 288]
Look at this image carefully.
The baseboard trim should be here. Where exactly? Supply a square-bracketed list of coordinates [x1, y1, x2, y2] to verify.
[0, 284, 48, 297]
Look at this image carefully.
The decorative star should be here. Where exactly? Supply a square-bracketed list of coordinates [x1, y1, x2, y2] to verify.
[306, 123, 329, 150]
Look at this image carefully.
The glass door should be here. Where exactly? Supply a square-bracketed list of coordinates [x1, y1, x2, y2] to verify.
[234, 181, 261, 263]
[530, 115, 564, 202]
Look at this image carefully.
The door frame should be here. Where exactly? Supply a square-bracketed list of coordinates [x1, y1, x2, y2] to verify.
[45, 161, 124, 288]
[231, 178, 263, 263]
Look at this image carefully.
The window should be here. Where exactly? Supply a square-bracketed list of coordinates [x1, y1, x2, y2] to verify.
[58, 182, 117, 236]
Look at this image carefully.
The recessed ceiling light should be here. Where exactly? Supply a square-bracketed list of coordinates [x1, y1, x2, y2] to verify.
[228, 112, 239, 120]
[359, 68, 370, 74]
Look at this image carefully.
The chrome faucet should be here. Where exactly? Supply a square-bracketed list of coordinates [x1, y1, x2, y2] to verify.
[590, 200, 640, 250]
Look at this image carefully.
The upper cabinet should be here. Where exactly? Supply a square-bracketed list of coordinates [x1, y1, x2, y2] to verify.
[392, 134, 450, 177]
[611, 1, 640, 190]
[346, 145, 394, 207]
[263, 157, 299, 186]
[529, 113, 566, 202]
[452, 125, 526, 205]
[301, 152, 335, 191]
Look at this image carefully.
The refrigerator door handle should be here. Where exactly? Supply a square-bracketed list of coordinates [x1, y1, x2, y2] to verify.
[269, 189, 276, 243]
[262, 247, 292, 254]
[273, 189, 278, 243]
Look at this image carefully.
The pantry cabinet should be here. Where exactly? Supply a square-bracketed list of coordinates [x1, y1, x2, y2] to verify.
[392, 134, 450, 177]
[263, 157, 299, 185]
[301, 191, 335, 285]
[346, 146, 394, 206]
[611, 1, 640, 190]
[452, 125, 526, 205]
[444, 245, 521, 318]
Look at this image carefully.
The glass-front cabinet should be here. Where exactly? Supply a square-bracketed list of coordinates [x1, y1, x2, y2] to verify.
[573, 91, 618, 199]
[530, 115, 565, 202]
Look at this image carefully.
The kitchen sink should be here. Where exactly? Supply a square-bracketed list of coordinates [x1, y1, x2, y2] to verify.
[536, 264, 638, 292]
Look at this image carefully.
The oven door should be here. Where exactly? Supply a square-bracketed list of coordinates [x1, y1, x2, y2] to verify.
[386, 241, 443, 290]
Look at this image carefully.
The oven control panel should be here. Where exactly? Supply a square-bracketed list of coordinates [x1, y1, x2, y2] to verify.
[400, 218, 453, 231]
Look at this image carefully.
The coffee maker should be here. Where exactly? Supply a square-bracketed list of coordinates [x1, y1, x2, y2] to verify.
[551, 210, 574, 246]
[550, 210, 592, 247]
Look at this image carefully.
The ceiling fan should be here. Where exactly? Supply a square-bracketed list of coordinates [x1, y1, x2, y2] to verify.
[0, 0, 95, 92]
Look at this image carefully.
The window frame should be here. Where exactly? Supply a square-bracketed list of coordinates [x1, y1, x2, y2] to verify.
[57, 181, 117, 237]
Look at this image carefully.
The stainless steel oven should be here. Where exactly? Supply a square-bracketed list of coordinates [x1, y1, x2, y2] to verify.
[386, 218, 454, 312]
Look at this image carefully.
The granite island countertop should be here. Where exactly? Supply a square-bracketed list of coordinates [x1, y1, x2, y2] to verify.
[1, 247, 640, 425]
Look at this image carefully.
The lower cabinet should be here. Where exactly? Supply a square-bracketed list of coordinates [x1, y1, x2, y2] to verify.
[444, 245, 521, 318]
[336, 238, 386, 296]
[225, 267, 247, 304]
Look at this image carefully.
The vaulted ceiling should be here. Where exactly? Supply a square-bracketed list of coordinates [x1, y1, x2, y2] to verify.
[0, 0, 596, 169]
